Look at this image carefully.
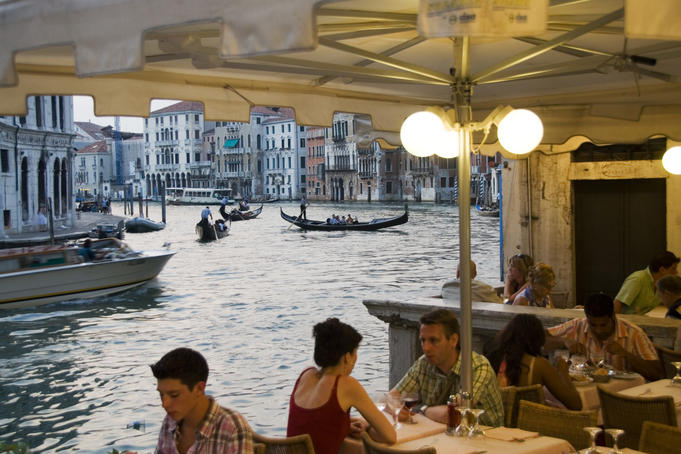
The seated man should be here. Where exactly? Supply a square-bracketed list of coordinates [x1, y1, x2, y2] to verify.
[657, 275, 681, 319]
[392, 308, 503, 427]
[441, 260, 502, 303]
[546, 293, 662, 381]
[151, 347, 253, 454]
[614, 250, 679, 314]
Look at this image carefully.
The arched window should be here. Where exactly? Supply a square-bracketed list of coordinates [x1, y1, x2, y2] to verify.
[38, 158, 46, 212]
[21, 157, 29, 220]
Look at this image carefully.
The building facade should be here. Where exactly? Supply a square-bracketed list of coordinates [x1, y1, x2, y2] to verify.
[0, 95, 75, 236]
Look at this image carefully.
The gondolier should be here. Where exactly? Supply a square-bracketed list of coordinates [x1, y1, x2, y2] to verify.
[299, 195, 309, 220]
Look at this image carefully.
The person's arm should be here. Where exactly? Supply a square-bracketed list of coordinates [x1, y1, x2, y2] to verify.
[613, 299, 624, 314]
[341, 377, 396, 444]
[506, 281, 528, 304]
[513, 294, 529, 306]
[536, 356, 582, 410]
[605, 340, 663, 381]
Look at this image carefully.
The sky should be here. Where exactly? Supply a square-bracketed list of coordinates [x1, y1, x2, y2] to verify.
[72, 96, 179, 133]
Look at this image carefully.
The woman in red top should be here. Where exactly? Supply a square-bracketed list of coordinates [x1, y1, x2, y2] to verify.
[287, 318, 396, 454]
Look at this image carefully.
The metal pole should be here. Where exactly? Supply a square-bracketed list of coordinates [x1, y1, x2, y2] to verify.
[454, 36, 473, 403]
[161, 183, 167, 224]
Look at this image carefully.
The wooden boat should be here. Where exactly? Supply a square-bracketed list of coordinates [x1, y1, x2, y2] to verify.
[280, 205, 408, 231]
[195, 219, 230, 241]
[0, 238, 175, 310]
[219, 204, 263, 222]
[252, 195, 280, 204]
[125, 217, 166, 233]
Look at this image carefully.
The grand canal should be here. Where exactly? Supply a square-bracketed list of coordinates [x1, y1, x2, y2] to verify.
[0, 201, 501, 453]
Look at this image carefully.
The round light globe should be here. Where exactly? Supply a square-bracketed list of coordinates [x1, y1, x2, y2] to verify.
[435, 128, 460, 158]
[400, 111, 445, 157]
[662, 146, 681, 175]
[497, 109, 543, 155]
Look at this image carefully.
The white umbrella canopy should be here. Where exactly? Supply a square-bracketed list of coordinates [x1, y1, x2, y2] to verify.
[2, 0, 681, 145]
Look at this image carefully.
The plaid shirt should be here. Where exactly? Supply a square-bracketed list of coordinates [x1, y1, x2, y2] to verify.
[547, 317, 659, 371]
[155, 397, 253, 454]
[395, 351, 504, 427]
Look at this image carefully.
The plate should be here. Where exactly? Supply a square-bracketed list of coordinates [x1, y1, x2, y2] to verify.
[570, 374, 594, 386]
[611, 371, 640, 380]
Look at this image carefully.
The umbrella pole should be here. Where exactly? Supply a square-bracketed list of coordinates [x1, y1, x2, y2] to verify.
[454, 37, 473, 404]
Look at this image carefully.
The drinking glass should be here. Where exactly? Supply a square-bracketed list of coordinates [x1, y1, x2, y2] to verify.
[454, 407, 471, 437]
[605, 428, 625, 454]
[583, 426, 602, 454]
[467, 408, 485, 438]
[371, 391, 388, 412]
[386, 393, 405, 429]
[671, 361, 681, 386]
[402, 391, 419, 424]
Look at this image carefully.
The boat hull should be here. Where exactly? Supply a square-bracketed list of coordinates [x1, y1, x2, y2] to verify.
[125, 217, 166, 233]
[0, 250, 175, 310]
[280, 206, 408, 231]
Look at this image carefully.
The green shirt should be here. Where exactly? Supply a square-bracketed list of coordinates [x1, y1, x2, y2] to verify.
[616, 268, 659, 315]
[395, 351, 504, 427]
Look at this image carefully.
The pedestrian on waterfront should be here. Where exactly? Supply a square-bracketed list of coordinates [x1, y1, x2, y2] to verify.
[299, 195, 309, 220]
[545, 293, 663, 381]
[151, 347, 254, 454]
[513, 263, 555, 308]
[36, 207, 48, 232]
[484, 314, 582, 410]
[287, 318, 396, 454]
[392, 308, 504, 427]
[613, 250, 679, 314]
[504, 253, 533, 304]
[441, 260, 502, 303]
[656, 274, 681, 319]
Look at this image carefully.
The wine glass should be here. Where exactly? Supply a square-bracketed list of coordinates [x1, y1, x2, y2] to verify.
[605, 428, 625, 454]
[454, 407, 471, 437]
[371, 391, 388, 412]
[401, 391, 419, 424]
[467, 408, 485, 438]
[671, 361, 681, 386]
[583, 426, 602, 454]
[386, 393, 405, 429]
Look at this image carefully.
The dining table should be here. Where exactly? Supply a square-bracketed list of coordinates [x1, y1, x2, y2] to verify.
[340, 412, 575, 454]
[617, 378, 681, 427]
[572, 373, 646, 424]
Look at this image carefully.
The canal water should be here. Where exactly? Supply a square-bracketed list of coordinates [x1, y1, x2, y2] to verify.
[0, 201, 501, 453]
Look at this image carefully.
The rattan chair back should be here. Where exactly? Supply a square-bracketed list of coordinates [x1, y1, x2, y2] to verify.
[516, 400, 598, 450]
[254, 443, 266, 454]
[252, 432, 315, 454]
[639, 421, 681, 454]
[500, 383, 545, 428]
[361, 432, 434, 454]
[597, 385, 678, 449]
[655, 344, 681, 379]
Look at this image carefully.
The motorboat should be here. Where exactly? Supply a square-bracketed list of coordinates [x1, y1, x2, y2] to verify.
[88, 220, 125, 239]
[166, 187, 234, 205]
[0, 238, 175, 310]
[125, 216, 166, 233]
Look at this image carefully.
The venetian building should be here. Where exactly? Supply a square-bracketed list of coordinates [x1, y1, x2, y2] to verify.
[262, 107, 300, 200]
[143, 101, 204, 196]
[306, 126, 326, 200]
[325, 113, 357, 201]
[0, 95, 74, 236]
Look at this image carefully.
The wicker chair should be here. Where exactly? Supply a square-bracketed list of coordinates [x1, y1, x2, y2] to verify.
[361, 432, 435, 454]
[500, 383, 545, 428]
[252, 432, 315, 454]
[516, 400, 598, 450]
[597, 385, 678, 449]
[639, 421, 681, 454]
[655, 344, 681, 379]
[254, 443, 266, 454]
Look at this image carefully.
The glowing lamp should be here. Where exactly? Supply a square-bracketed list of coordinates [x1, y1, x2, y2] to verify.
[435, 128, 460, 158]
[400, 110, 446, 157]
[662, 146, 681, 175]
[497, 109, 543, 155]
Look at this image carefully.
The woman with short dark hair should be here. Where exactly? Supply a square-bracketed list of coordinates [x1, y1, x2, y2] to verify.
[287, 318, 396, 454]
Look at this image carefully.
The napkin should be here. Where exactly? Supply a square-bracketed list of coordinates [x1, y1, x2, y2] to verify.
[484, 426, 540, 442]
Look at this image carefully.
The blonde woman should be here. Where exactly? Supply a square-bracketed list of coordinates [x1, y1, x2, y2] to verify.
[504, 254, 533, 304]
[513, 263, 555, 308]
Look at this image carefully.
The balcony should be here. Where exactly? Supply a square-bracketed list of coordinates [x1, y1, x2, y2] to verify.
[359, 171, 376, 178]
[155, 163, 175, 171]
[155, 138, 179, 147]
[326, 163, 356, 172]
[190, 160, 212, 170]
[357, 148, 374, 156]
[332, 134, 346, 143]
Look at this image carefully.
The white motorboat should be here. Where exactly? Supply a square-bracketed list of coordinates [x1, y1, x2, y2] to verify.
[166, 187, 234, 205]
[0, 238, 175, 310]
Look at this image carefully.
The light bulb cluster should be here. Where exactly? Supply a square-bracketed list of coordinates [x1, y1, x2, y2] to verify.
[399, 106, 543, 158]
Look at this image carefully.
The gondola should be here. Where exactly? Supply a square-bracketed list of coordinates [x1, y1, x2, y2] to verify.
[219, 204, 263, 222]
[125, 216, 166, 233]
[280, 205, 408, 231]
[195, 218, 230, 241]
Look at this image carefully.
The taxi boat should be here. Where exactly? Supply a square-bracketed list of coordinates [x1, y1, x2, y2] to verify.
[0, 238, 175, 310]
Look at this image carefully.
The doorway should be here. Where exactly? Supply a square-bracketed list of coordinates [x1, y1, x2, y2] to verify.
[574, 178, 666, 305]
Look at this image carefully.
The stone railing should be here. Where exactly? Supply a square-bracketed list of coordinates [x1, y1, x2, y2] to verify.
[363, 297, 681, 388]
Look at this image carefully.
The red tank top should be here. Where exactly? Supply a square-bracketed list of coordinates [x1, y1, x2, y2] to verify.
[287, 368, 350, 454]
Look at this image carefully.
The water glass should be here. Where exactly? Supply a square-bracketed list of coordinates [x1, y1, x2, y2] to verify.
[467, 408, 485, 438]
[671, 361, 681, 386]
[605, 428, 625, 454]
[454, 407, 471, 437]
[583, 426, 602, 454]
[371, 391, 388, 412]
[386, 393, 405, 429]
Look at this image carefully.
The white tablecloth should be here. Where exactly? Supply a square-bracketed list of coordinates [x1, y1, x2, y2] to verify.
[617, 378, 681, 427]
[576, 374, 646, 424]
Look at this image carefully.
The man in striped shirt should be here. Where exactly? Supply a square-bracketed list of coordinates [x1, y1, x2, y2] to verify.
[152, 348, 253, 454]
[393, 308, 504, 427]
[547, 293, 662, 381]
